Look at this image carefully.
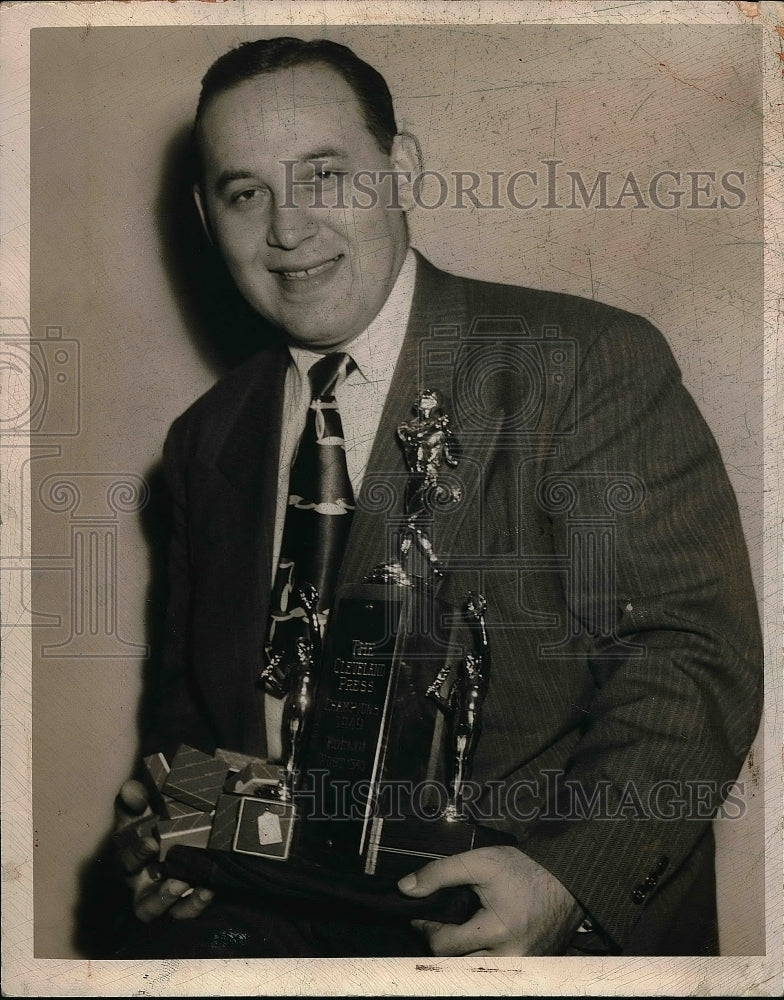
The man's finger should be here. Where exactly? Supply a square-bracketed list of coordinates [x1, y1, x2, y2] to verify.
[134, 878, 191, 923]
[117, 835, 159, 876]
[415, 909, 507, 957]
[397, 851, 480, 897]
[411, 918, 444, 937]
[170, 887, 215, 920]
[115, 779, 150, 822]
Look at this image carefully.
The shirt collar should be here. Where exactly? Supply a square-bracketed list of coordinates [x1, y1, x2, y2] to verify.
[288, 248, 416, 385]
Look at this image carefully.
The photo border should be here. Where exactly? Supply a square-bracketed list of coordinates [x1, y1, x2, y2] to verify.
[1, 1, 781, 995]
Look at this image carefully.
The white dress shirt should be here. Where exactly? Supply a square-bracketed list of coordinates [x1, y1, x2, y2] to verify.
[265, 249, 417, 757]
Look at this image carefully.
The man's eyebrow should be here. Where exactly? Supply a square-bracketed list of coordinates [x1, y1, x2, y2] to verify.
[213, 150, 348, 195]
[214, 170, 258, 196]
[299, 147, 347, 162]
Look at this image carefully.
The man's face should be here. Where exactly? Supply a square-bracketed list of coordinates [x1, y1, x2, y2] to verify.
[195, 63, 416, 351]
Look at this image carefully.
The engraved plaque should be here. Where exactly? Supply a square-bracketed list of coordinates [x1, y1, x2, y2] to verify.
[294, 581, 452, 870]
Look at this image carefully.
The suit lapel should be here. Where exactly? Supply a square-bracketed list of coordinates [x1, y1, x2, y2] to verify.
[215, 347, 288, 619]
[208, 348, 288, 753]
[337, 253, 501, 591]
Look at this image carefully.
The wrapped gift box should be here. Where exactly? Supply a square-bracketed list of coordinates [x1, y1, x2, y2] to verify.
[151, 745, 290, 861]
[223, 759, 283, 796]
[141, 752, 171, 818]
[157, 811, 213, 860]
[208, 794, 244, 851]
[164, 796, 209, 821]
[215, 748, 267, 773]
[233, 798, 294, 861]
[162, 744, 229, 811]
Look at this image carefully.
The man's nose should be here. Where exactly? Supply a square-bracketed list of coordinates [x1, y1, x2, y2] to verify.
[266, 201, 317, 250]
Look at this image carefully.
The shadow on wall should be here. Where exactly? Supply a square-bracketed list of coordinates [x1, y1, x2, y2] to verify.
[71, 124, 282, 958]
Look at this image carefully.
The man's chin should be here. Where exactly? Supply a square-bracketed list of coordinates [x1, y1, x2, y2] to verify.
[246, 302, 349, 351]
[267, 299, 365, 351]
[283, 325, 361, 352]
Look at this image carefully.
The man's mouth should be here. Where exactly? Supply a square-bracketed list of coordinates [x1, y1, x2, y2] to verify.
[272, 255, 342, 281]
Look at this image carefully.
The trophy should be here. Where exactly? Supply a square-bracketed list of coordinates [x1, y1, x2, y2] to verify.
[159, 390, 513, 919]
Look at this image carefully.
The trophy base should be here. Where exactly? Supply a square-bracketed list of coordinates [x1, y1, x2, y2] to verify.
[164, 844, 483, 925]
[365, 814, 517, 879]
[164, 813, 516, 925]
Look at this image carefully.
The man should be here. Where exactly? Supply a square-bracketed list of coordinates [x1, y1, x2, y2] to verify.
[114, 36, 762, 958]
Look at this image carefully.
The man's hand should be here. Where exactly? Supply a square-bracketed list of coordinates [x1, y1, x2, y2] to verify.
[397, 846, 584, 956]
[115, 779, 214, 923]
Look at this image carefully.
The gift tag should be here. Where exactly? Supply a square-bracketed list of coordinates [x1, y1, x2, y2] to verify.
[233, 798, 293, 860]
[257, 810, 283, 846]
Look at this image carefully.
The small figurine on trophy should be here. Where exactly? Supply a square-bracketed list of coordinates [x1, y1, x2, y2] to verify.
[278, 584, 322, 801]
[259, 557, 302, 699]
[394, 389, 460, 579]
[397, 389, 460, 511]
[426, 593, 489, 822]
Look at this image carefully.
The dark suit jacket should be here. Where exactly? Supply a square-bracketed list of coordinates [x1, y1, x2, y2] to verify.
[151, 252, 762, 955]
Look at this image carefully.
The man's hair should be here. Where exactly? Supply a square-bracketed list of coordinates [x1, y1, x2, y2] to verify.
[195, 36, 398, 154]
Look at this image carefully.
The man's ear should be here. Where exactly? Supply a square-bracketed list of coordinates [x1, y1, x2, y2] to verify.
[389, 131, 422, 212]
[192, 184, 214, 244]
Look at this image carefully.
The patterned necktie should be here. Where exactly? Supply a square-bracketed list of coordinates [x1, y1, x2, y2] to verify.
[262, 352, 356, 696]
